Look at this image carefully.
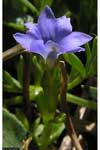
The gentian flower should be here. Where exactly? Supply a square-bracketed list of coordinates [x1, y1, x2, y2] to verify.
[13, 6, 92, 60]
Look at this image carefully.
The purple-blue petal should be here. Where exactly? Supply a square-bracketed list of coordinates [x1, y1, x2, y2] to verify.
[56, 16, 72, 41]
[58, 47, 85, 56]
[24, 22, 42, 39]
[75, 47, 85, 52]
[30, 40, 48, 59]
[38, 7, 73, 43]
[38, 6, 56, 42]
[13, 32, 48, 59]
[59, 32, 92, 53]
[13, 6, 93, 60]
[13, 32, 34, 51]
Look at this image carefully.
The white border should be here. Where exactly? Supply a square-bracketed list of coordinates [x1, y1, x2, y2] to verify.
[0, 0, 2, 150]
[1, 0, 98, 150]
[98, 0, 99, 149]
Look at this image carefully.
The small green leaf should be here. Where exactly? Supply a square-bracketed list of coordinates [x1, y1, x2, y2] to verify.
[4, 22, 26, 32]
[3, 85, 22, 93]
[32, 56, 45, 85]
[87, 37, 97, 76]
[85, 43, 92, 71]
[55, 113, 66, 123]
[89, 86, 97, 100]
[34, 124, 44, 142]
[3, 108, 27, 148]
[67, 93, 97, 110]
[81, 85, 97, 100]
[63, 53, 86, 77]
[29, 85, 43, 101]
[20, 0, 39, 15]
[69, 67, 79, 82]
[49, 122, 65, 143]
[68, 76, 84, 91]
[31, 117, 41, 134]
[92, 36, 97, 56]
[37, 118, 65, 148]
[16, 108, 30, 130]
[4, 96, 23, 106]
[85, 43, 91, 60]
[3, 71, 22, 93]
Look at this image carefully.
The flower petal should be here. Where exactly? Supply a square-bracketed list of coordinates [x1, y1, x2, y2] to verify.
[58, 47, 85, 56]
[56, 16, 72, 41]
[13, 32, 47, 59]
[30, 40, 48, 59]
[45, 40, 60, 67]
[13, 32, 34, 50]
[76, 47, 85, 52]
[59, 32, 92, 53]
[24, 22, 41, 39]
[38, 6, 56, 42]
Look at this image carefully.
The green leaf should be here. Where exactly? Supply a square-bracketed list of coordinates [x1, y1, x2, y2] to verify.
[85, 43, 91, 59]
[4, 85, 43, 104]
[3, 85, 22, 93]
[68, 76, 84, 91]
[49, 122, 65, 143]
[3, 108, 27, 148]
[34, 124, 44, 142]
[37, 117, 65, 148]
[81, 85, 97, 100]
[63, 53, 86, 77]
[31, 117, 41, 134]
[48, 113, 66, 143]
[69, 67, 79, 82]
[16, 108, 30, 130]
[85, 43, 92, 71]
[55, 113, 66, 122]
[89, 86, 97, 100]
[3, 71, 22, 93]
[4, 22, 26, 32]
[4, 96, 23, 106]
[67, 93, 97, 110]
[32, 56, 45, 85]
[29, 85, 43, 101]
[92, 36, 97, 56]
[87, 37, 97, 76]
[20, 0, 39, 15]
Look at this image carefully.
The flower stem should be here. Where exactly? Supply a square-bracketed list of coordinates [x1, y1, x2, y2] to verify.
[3, 44, 24, 61]
[23, 53, 31, 121]
[59, 61, 83, 150]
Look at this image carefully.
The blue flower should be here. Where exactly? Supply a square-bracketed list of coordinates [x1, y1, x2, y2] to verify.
[13, 6, 92, 60]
